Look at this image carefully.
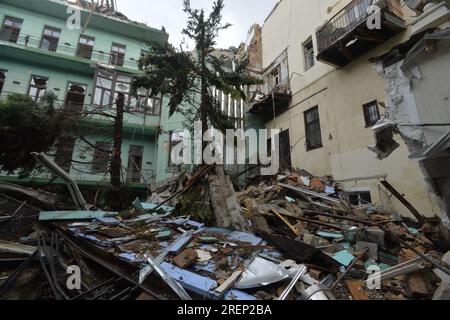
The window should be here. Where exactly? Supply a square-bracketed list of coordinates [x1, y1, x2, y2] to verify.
[40, 26, 61, 52]
[304, 106, 323, 150]
[94, 69, 113, 107]
[1, 16, 23, 43]
[130, 91, 162, 115]
[77, 35, 95, 59]
[347, 191, 372, 206]
[28, 75, 48, 102]
[363, 101, 381, 126]
[168, 131, 185, 167]
[127, 146, 144, 183]
[92, 142, 111, 173]
[0, 70, 6, 95]
[270, 67, 280, 91]
[303, 38, 315, 70]
[110, 43, 126, 66]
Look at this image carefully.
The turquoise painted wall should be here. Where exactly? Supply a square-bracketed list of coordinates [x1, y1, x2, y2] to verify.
[0, 3, 149, 69]
[0, 0, 166, 186]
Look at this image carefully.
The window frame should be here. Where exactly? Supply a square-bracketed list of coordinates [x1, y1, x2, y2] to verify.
[2, 16, 23, 43]
[363, 100, 381, 127]
[27, 75, 49, 102]
[110, 43, 126, 66]
[304, 106, 323, 151]
[77, 35, 95, 60]
[40, 26, 61, 52]
[303, 37, 315, 71]
[0, 69, 7, 95]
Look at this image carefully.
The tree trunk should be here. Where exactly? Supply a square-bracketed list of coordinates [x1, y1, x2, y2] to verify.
[111, 93, 124, 191]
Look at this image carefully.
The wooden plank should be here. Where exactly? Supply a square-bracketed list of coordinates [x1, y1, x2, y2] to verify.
[271, 209, 300, 236]
[215, 270, 243, 295]
[345, 280, 369, 300]
[39, 211, 118, 221]
[0, 240, 37, 256]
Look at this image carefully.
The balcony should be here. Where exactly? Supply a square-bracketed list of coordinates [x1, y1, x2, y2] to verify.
[316, 0, 405, 67]
[0, 30, 139, 70]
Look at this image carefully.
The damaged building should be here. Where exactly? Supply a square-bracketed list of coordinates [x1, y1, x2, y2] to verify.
[243, 0, 448, 226]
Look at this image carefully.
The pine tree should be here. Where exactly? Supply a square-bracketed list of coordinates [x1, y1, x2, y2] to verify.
[133, 0, 261, 150]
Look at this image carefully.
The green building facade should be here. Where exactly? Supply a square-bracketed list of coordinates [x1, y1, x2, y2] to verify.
[0, 0, 193, 191]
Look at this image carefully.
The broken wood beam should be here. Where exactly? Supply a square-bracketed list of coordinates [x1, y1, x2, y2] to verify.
[380, 180, 425, 225]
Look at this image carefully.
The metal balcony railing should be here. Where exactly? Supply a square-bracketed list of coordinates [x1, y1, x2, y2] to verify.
[316, 0, 375, 53]
[0, 29, 139, 69]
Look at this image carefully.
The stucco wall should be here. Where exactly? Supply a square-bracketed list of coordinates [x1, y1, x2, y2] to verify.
[260, 0, 443, 218]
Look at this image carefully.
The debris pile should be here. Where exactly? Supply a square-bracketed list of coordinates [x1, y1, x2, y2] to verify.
[1, 165, 449, 300]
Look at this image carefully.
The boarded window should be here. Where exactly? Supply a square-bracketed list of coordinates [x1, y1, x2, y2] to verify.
[28, 75, 48, 102]
[1, 16, 22, 43]
[363, 101, 381, 126]
[110, 43, 126, 66]
[0, 70, 6, 95]
[40, 26, 61, 52]
[303, 38, 315, 70]
[77, 35, 95, 59]
[304, 106, 323, 151]
[92, 142, 111, 173]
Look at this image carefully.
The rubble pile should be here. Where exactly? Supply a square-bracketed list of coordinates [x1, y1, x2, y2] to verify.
[0, 165, 449, 300]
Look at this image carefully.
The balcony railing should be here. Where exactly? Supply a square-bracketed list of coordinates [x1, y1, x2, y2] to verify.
[0, 29, 139, 69]
[316, 0, 374, 54]
[316, 0, 405, 67]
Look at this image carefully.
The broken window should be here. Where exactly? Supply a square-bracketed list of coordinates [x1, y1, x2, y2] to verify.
[77, 35, 95, 59]
[28, 75, 48, 102]
[363, 100, 381, 127]
[304, 106, 323, 151]
[347, 191, 372, 206]
[110, 43, 126, 66]
[169, 131, 185, 167]
[113, 74, 131, 108]
[65, 82, 87, 113]
[92, 142, 111, 173]
[303, 38, 315, 70]
[40, 26, 61, 52]
[94, 69, 113, 107]
[127, 145, 144, 183]
[279, 129, 292, 168]
[1, 16, 23, 43]
[0, 70, 6, 95]
[270, 67, 280, 91]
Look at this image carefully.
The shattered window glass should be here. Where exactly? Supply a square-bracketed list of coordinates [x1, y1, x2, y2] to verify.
[1, 16, 22, 43]
[40, 26, 61, 52]
[303, 39, 315, 71]
[28, 75, 48, 102]
[77, 35, 95, 59]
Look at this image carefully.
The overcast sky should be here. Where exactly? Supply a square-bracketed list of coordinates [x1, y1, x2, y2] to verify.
[117, 0, 278, 49]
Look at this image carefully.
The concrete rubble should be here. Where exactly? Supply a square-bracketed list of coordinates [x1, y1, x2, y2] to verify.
[0, 164, 449, 300]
